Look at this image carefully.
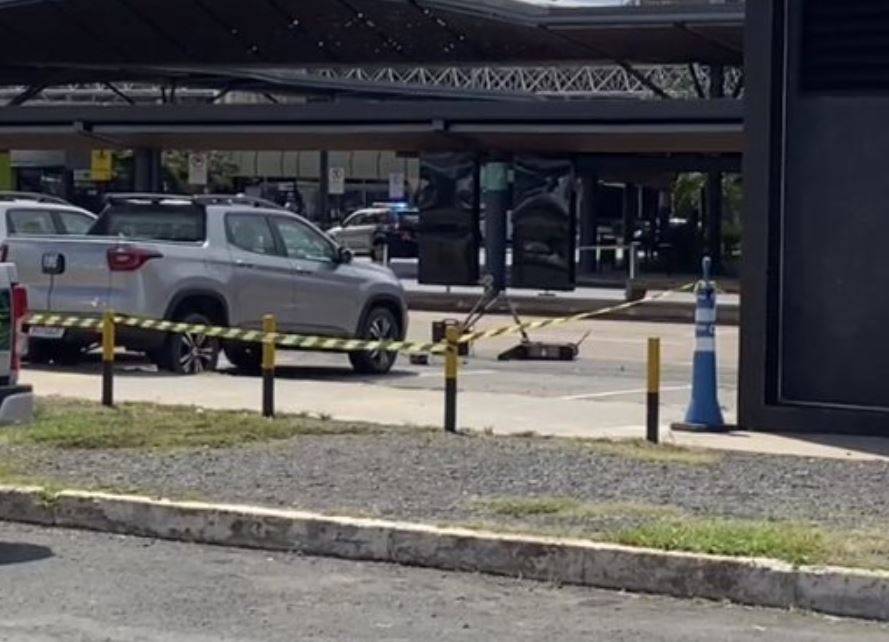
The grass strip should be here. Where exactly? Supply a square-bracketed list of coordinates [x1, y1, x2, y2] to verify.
[0, 397, 420, 450]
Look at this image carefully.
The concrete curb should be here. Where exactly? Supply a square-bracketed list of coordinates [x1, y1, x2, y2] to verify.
[1, 485, 886, 621]
[406, 291, 740, 326]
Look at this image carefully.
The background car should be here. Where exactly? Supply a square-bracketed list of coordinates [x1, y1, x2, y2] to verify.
[0, 192, 96, 240]
[327, 202, 419, 260]
[5, 193, 408, 375]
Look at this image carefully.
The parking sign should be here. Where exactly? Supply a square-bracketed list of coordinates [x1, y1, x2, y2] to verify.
[188, 153, 208, 186]
[329, 167, 346, 195]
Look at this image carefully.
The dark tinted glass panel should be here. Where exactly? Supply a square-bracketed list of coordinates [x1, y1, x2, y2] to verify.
[416, 153, 480, 286]
[801, 0, 889, 93]
[95, 206, 206, 242]
[511, 157, 576, 291]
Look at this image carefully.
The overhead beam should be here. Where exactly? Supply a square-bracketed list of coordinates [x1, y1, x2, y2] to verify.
[0, 99, 744, 153]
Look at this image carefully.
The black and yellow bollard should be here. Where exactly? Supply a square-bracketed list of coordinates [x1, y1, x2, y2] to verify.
[262, 314, 276, 418]
[444, 325, 460, 433]
[646, 337, 661, 444]
[101, 310, 115, 407]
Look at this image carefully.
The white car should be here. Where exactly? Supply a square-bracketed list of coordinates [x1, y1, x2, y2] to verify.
[0, 192, 96, 240]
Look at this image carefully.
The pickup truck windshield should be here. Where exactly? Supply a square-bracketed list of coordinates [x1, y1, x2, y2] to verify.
[90, 207, 206, 242]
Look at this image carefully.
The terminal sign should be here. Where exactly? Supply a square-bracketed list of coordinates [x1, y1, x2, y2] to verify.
[90, 150, 113, 182]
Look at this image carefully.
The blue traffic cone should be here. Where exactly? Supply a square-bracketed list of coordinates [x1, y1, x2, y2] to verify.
[684, 257, 726, 430]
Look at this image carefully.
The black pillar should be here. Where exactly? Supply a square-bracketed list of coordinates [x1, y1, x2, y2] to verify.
[579, 175, 599, 274]
[706, 172, 723, 273]
[317, 150, 330, 228]
[622, 183, 639, 247]
[482, 161, 510, 292]
[134, 148, 162, 192]
[707, 65, 726, 274]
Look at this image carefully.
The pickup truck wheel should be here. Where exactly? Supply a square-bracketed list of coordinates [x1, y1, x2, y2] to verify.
[224, 342, 262, 373]
[160, 312, 220, 375]
[349, 307, 399, 375]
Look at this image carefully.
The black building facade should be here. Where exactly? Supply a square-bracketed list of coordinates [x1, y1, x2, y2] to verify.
[742, 0, 889, 435]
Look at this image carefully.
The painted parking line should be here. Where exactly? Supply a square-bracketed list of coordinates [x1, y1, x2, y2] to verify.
[560, 384, 692, 401]
[414, 369, 498, 379]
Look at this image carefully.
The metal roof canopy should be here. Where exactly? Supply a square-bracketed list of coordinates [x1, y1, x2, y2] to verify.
[0, 99, 743, 155]
[0, 0, 743, 85]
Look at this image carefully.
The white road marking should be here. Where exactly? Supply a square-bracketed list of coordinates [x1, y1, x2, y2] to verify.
[560, 384, 692, 401]
[414, 369, 497, 379]
[584, 337, 685, 347]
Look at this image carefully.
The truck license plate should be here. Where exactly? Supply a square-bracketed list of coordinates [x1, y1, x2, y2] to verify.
[29, 326, 65, 340]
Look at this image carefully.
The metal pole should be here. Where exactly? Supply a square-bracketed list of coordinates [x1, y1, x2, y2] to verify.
[647, 337, 661, 444]
[444, 325, 460, 433]
[579, 174, 599, 274]
[629, 241, 640, 280]
[102, 310, 115, 407]
[318, 151, 330, 228]
[262, 314, 276, 418]
[483, 160, 510, 293]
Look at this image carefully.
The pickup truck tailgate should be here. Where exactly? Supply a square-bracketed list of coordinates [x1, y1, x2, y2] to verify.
[4, 237, 123, 314]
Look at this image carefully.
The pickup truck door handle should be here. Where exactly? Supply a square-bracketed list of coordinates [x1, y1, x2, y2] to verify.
[235, 260, 255, 269]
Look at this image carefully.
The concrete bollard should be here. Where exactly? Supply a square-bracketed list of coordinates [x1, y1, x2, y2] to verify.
[683, 257, 725, 430]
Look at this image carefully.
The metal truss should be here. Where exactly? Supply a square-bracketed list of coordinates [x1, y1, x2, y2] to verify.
[307, 64, 744, 99]
[0, 84, 218, 105]
[0, 65, 743, 106]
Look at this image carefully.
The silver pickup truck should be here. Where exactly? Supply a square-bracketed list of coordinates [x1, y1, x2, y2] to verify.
[3, 194, 408, 375]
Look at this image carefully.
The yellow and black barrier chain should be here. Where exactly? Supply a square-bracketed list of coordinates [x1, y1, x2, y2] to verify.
[457, 283, 696, 345]
[28, 281, 696, 430]
[26, 313, 448, 355]
[28, 283, 695, 359]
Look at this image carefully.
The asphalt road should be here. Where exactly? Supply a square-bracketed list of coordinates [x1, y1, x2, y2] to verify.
[1, 522, 884, 642]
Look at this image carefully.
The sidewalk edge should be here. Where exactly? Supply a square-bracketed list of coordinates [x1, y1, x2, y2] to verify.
[0, 486, 885, 621]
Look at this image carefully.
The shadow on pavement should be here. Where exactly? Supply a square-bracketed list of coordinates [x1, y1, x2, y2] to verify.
[780, 433, 889, 460]
[218, 365, 420, 383]
[25, 353, 175, 379]
[25, 353, 422, 384]
[0, 542, 53, 566]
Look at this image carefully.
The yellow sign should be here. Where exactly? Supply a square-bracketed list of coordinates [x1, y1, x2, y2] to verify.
[90, 150, 114, 182]
[0, 152, 11, 190]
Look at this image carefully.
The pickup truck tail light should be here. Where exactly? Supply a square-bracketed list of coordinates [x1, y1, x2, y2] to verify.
[107, 247, 162, 272]
[10, 284, 27, 383]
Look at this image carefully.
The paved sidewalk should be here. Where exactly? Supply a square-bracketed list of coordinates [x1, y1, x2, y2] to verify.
[20, 366, 888, 462]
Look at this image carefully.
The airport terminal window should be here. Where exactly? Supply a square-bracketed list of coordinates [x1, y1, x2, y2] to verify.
[273, 218, 336, 263]
[7, 209, 56, 235]
[226, 214, 278, 256]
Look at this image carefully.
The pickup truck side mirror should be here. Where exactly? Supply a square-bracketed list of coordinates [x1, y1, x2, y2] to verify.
[337, 246, 353, 264]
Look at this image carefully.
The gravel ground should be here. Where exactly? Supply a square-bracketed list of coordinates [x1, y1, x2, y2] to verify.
[4, 431, 889, 536]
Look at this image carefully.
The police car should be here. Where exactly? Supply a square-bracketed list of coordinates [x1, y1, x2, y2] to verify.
[327, 202, 419, 260]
